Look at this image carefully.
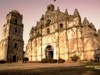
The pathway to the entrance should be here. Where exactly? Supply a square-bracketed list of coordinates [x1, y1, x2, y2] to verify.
[0, 62, 81, 70]
[0, 62, 100, 75]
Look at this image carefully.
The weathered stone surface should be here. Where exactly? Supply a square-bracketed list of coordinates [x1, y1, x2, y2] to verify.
[25, 4, 100, 61]
[0, 10, 24, 62]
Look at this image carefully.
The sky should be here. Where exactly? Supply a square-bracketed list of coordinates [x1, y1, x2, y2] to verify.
[0, 0, 100, 50]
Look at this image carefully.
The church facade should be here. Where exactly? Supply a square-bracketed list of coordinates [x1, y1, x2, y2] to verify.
[25, 4, 100, 61]
[0, 10, 24, 62]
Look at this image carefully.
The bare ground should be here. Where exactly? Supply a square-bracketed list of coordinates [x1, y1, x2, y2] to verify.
[0, 62, 100, 75]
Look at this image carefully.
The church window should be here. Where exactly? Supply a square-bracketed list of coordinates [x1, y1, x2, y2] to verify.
[37, 31, 40, 36]
[14, 43, 17, 49]
[60, 23, 63, 29]
[15, 28, 17, 33]
[45, 19, 51, 26]
[38, 32, 39, 34]
[47, 28, 50, 34]
[14, 19, 17, 24]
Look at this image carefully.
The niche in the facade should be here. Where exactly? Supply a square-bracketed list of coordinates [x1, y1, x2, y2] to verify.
[47, 28, 50, 34]
[59, 23, 63, 29]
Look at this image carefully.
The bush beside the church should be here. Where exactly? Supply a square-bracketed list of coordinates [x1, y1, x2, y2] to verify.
[70, 55, 79, 62]
[23, 57, 29, 63]
[0, 60, 6, 64]
[58, 58, 65, 63]
[41, 58, 57, 63]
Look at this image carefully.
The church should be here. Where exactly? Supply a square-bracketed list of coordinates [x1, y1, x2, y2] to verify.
[25, 4, 100, 61]
[0, 4, 100, 62]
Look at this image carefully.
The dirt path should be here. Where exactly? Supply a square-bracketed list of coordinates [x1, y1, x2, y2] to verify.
[0, 62, 100, 75]
[0, 62, 81, 70]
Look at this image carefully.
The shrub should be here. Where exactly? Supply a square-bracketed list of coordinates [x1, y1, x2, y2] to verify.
[58, 58, 65, 63]
[23, 57, 29, 63]
[70, 55, 79, 62]
[41, 58, 57, 63]
[48, 59, 57, 63]
[41, 58, 48, 63]
[0, 60, 6, 64]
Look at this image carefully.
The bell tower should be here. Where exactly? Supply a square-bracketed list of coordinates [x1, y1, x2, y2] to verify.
[0, 10, 24, 62]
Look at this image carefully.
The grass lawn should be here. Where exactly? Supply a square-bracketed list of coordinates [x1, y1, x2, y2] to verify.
[0, 62, 100, 75]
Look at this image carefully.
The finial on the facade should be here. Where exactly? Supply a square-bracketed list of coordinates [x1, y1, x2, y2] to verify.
[42, 14, 44, 17]
[90, 22, 94, 26]
[37, 21, 39, 24]
[65, 9, 68, 15]
[98, 29, 100, 33]
[57, 7, 60, 12]
[83, 17, 89, 25]
[74, 9, 80, 17]
[90, 22, 95, 28]
[30, 26, 34, 34]
[41, 14, 44, 20]
[29, 26, 35, 38]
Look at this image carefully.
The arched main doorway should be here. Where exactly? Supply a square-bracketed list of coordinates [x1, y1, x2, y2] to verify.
[13, 55, 16, 62]
[45, 45, 54, 59]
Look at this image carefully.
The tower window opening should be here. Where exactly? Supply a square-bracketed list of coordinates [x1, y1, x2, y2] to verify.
[15, 28, 17, 33]
[14, 43, 17, 49]
[14, 19, 17, 24]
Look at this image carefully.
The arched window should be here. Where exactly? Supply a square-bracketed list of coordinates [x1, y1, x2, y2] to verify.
[47, 28, 50, 34]
[15, 28, 17, 33]
[38, 32, 39, 34]
[47, 7, 50, 11]
[14, 19, 17, 24]
[60, 23, 63, 29]
[14, 43, 17, 49]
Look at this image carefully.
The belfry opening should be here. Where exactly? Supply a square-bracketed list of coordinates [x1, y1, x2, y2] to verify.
[13, 55, 17, 62]
[45, 45, 54, 59]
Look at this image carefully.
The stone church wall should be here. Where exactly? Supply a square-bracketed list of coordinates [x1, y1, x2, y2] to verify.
[25, 4, 100, 61]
